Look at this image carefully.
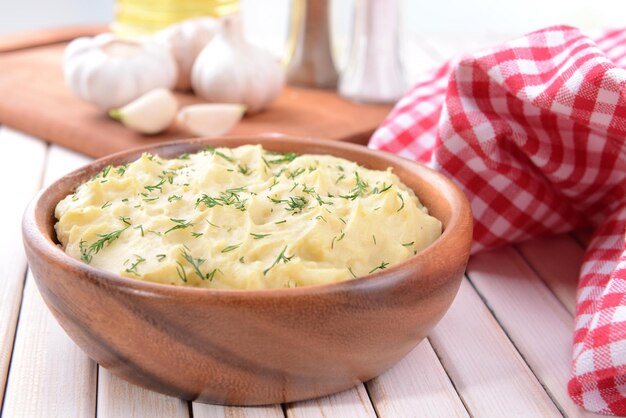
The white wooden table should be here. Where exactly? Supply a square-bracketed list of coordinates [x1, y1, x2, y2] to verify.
[0, 37, 603, 418]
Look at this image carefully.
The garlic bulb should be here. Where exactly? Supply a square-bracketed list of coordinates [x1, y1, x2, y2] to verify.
[64, 33, 177, 110]
[153, 17, 218, 91]
[191, 18, 284, 114]
[109, 88, 178, 134]
[177, 103, 245, 137]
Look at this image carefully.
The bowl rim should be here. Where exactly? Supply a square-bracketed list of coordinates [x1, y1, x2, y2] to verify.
[23, 135, 472, 299]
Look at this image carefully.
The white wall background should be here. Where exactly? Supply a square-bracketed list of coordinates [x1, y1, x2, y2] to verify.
[2, 0, 625, 81]
[2, 0, 625, 36]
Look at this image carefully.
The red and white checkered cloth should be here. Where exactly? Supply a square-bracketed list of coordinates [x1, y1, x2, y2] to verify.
[369, 26, 626, 415]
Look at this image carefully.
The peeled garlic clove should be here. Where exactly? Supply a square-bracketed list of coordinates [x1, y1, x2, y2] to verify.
[64, 33, 177, 110]
[176, 104, 245, 137]
[153, 17, 219, 91]
[110, 88, 178, 135]
[191, 17, 284, 114]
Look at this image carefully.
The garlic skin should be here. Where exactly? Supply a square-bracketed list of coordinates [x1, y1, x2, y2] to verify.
[191, 19, 284, 114]
[177, 103, 245, 137]
[153, 17, 219, 91]
[64, 34, 177, 110]
[109, 88, 178, 135]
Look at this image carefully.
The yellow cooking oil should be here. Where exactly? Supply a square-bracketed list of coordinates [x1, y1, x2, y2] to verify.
[112, 0, 239, 38]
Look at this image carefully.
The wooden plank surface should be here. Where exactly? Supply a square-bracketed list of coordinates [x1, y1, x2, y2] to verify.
[193, 403, 284, 418]
[97, 370, 188, 418]
[1, 142, 97, 418]
[467, 247, 601, 417]
[286, 385, 376, 418]
[429, 280, 562, 417]
[366, 340, 469, 418]
[0, 128, 47, 409]
[516, 235, 585, 315]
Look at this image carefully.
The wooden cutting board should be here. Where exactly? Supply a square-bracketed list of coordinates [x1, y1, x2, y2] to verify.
[0, 26, 392, 158]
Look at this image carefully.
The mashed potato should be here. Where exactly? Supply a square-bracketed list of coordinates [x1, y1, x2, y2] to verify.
[55, 145, 442, 289]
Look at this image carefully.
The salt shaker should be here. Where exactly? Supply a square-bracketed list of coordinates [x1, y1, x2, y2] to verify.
[339, 0, 406, 103]
[285, 0, 338, 88]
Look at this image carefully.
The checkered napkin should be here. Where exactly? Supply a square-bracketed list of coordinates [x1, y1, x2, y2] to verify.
[369, 26, 626, 415]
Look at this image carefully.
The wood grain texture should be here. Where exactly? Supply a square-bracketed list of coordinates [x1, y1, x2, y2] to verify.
[193, 403, 284, 418]
[286, 385, 376, 418]
[366, 340, 469, 418]
[0, 27, 392, 158]
[0, 24, 106, 52]
[22, 136, 472, 405]
[1, 270, 97, 418]
[516, 234, 585, 315]
[98, 369, 188, 418]
[0, 128, 47, 409]
[467, 247, 605, 417]
[2, 142, 96, 418]
[429, 279, 561, 417]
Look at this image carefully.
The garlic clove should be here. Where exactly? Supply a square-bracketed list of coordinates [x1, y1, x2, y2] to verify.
[109, 88, 178, 135]
[191, 16, 284, 114]
[176, 103, 246, 137]
[64, 33, 177, 110]
[153, 17, 219, 91]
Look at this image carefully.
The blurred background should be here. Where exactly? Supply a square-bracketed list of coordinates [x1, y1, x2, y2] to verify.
[2, 0, 626, 83]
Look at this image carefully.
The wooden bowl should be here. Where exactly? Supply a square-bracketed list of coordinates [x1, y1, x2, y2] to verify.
[22, 136, 472, 405]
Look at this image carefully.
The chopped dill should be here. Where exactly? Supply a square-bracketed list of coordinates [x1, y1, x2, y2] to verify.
[263, 245, 293, 275]
[369, 261, 389, 274]
[101, 165, 112, 178]
[288, 167, 305, 179]
[221, 244, 241, 253]
[165, 218, 193, 234]
[88, 227, 128, 255]
[79, 240, 92, 264]
[116, 165, 127, 176]
[396, 192, 405, 212]
[265, 151, 298, 164]
[133, 225, 144, 237]
[175, 261, 188, 282]
[180, 247, 207, 280]
[339, 172, 369, 200]
[348, 267, 357, 278]
[250, 233, 271, 239]
[237, 164, 251, 175]
[125, 255, 146, 275]
[402, 241, 414, 247]
[144, 177, 166, 193]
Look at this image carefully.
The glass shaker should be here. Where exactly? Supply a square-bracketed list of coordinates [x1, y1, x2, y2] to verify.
[285, 0, 338, 88]
[339, 0, 406, 103]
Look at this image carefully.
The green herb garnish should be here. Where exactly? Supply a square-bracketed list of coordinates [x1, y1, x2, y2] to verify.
[250, 233, 271, 239]
[396, 192, 405, 212]
[221, 244, 241, 253]
[263, 245, 293, 275]
[125, 255, 146, 275]
[369, 261, 389, 274]
[348, 267, 357, 278]
[144, 177, 166, 193]
[165, 218, 193, 234]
